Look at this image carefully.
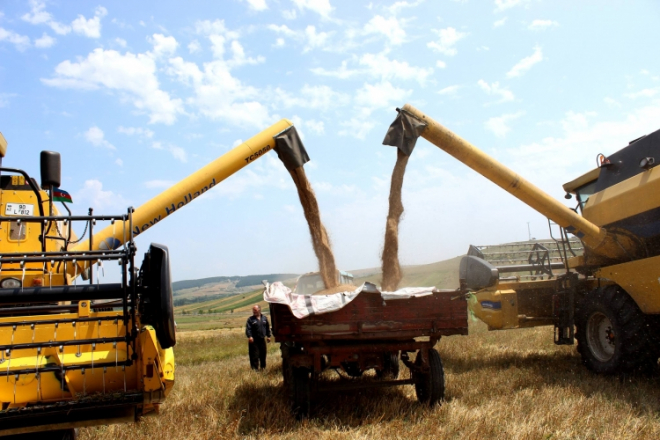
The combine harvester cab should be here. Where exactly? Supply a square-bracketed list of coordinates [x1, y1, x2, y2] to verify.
[0, 140, 175, 437]
[384, 105, 660, 375]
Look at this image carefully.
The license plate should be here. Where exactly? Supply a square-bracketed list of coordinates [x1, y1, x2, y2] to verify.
[5, 203, 34, 216]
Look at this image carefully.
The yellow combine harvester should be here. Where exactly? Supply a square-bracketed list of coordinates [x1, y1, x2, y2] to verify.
[385, 104, 660, 375]
[0, 120, 308, 437]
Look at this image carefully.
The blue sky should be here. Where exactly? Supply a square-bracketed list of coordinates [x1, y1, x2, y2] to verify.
[1, 0, 660, 282]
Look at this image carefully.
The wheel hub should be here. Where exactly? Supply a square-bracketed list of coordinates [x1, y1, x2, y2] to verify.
[586, 311, 616, 362]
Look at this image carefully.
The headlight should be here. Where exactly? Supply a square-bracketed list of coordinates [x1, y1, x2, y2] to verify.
[1, 278, 22, 288]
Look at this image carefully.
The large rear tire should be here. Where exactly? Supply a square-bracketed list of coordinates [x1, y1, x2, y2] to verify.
[413, 349, 444, 406]
[576, 285, 654, 374]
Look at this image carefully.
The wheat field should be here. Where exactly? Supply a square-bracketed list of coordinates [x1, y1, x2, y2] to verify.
[79, 321, 660, 440]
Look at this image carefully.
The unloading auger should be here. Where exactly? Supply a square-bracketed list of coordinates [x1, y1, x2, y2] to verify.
[0, 119, 309, 437]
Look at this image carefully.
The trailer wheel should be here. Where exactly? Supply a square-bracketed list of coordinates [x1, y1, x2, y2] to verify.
[576, 285, 653, 374]
[377, 352, 400, 379]
[413, 348, 444, 405]
[291, 367, 311, 419]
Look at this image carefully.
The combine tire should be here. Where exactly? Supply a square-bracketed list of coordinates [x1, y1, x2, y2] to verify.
[139, 244, 176, 349]
[376, 352, 400, 380]
[291, 367, 311, 419]
[413, 349, 444, 406]
[576, 285, 654, 374]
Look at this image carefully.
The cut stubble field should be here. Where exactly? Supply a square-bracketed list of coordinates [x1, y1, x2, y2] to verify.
[80, 321, 660, 440]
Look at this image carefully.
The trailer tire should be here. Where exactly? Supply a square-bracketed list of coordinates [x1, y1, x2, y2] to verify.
[377, 352, 400, 380]
[291, 367, 311, 419]
[576, 285, 653, 374]
[413, 348, 444, 406]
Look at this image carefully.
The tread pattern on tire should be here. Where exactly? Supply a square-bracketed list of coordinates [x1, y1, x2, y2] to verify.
[414, 348, 445, 406]
[576, 285, 654, 374]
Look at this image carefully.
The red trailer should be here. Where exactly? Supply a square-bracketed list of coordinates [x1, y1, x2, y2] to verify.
[269, 288, 468, 417]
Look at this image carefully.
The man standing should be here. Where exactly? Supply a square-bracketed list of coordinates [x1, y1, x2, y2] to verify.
[246, 304, 271, 370]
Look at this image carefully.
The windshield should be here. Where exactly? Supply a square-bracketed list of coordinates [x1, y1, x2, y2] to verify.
[575, 180, 597, 213]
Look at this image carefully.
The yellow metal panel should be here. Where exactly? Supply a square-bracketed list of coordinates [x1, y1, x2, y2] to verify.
[562, 167, 600, 193]
[469, 288, 519, 330]
[596, 255, 660, 314]
[583, 166, 660, 226]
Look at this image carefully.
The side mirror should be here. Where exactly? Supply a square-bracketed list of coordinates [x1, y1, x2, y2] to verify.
[40, 151, 61, 189]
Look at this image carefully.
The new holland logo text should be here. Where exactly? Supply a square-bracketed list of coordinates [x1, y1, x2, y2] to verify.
[133, 177, 217, 236]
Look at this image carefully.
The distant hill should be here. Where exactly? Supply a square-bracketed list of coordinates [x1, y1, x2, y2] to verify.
[173, 273, 298, 293]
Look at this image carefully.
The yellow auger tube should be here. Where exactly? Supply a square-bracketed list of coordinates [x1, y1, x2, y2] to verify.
[66, 118, 293, 264]
[401, 104, 642, 263]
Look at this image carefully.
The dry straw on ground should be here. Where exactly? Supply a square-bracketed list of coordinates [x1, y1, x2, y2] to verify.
[288, 166, 338, 290]
[80, 323, 660, 440]
[381, 149, 410, 292]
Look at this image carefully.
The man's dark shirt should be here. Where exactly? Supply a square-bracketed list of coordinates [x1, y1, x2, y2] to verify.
[246, 314, 271, 339]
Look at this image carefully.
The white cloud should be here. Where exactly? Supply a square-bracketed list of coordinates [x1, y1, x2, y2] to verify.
[35, 33, 55, 48]
[274, 37, 285, 47]
[117, 126, 155, 139]
[303, 25, 332, 52]
[241, 0, 269, 11]
[364, 15, 406, 46]
[477, 79, 515, 103]
[167, 48, 272, 129]
[624, 88, 660, 99]
[84, 126, 116, 150]
[306, 119, 325, 134]
[604, 97, 620, 108]
[438, 85, 460, 95]
[71, 6, 107, 39]
[506, 46, 543, 78]
[528, 20, 559, 31]
[494, 0, 530, 12]
[339, 118, 376, 140]
[291, 0, 333, 19]
[485, 111, 525, 137]
[436, 60, 446, 69]
[149, 34, 178, 58]
[115, 38, 127, 48]
[427, 27, 467, 56]
[493, 17, 507, 28]
[75, 180, 130, 213]
[0, 93, 17, 108]
[145, 180, 176, 189]
[42, 48, 184, 124]
[0, 28, 31, 51]
[311, 52, 433, 85]
[282, 9, 297, 20]
[387, 0, 424, 14]
[188, 40, 201, 53]
[22, 0, 71, 35]
[115, 158, 123, 166]
[152, 141, 187, 163]
[355, 81, 410, 114]
[277, 84, 350, 110]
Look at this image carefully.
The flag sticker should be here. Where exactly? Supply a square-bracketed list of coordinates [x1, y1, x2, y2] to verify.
[53, 188, 73, 203]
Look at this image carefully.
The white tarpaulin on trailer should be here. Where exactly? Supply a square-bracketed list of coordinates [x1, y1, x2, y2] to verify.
[263, 281, 435, 319]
